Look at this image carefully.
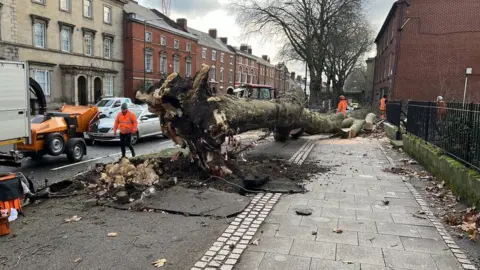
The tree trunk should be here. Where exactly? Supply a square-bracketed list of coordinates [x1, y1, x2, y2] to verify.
[136, 65, 364, 176]
[364, 113, 376, 131]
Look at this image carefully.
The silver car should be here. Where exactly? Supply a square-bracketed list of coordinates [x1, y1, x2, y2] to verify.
[87, 105, 163, 144]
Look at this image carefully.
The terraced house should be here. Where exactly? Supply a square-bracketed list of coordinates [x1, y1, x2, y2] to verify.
[0, 0, 127, 107]
[188, 27, 235, 94]
[123, 0, 197, 99]
[233, 44, 258, 87]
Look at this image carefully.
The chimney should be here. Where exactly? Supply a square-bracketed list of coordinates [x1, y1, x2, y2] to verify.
[247, 46, 252, 54]
[220, 37, 228, 44]
[240, 43, 248, 52]
[291, 72, 296, 80]
[262, 55, 268, 61]
[176, 18, 187, 31]
[208, 29, 217, 39]
[296, 75, 302, 82]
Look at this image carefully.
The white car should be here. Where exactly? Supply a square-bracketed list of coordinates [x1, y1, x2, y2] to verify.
[87, 105, 163, 145]
[95, 97, 133, 114]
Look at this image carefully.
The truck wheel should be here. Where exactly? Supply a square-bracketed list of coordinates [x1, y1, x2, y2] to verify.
[45, 133, 65, 156]
[65, 139, 85, 162]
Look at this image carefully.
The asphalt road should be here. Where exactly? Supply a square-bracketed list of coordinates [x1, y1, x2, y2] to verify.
[0, 136, 174, 188]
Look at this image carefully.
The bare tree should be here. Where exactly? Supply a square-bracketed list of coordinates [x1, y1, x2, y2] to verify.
[229, 0, 366, 105]
[323, 9, 373, 105]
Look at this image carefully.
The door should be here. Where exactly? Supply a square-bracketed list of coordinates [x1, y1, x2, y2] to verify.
[94, 77, 102, 103]
[77, 76, 87, 106]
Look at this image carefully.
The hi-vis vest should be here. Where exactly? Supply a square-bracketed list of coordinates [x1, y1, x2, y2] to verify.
[114, 111, 138, 134]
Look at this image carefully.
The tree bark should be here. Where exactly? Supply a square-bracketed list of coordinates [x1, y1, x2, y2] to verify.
[136, 65, 364, 175]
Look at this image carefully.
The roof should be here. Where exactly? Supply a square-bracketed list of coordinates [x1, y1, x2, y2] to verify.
[255, 55, 274, 67]
[374, 0, 409, 43]
[234, 48, 257, 60]
[124, 1, 197, 40]
[188, 27, 232, 53]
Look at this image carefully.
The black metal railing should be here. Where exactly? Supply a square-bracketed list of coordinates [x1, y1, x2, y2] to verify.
[386, 101, 402, 126]
[406, 101, 480, 171]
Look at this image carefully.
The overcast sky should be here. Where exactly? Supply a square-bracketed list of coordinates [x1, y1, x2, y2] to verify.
[138, 0, 396, 76]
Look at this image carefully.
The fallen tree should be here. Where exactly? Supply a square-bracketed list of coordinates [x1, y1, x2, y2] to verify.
[136, 65, 372, 175]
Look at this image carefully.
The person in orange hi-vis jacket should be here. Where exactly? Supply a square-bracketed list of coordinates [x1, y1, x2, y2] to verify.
[337, 95, 348, 116]
[380, 95, 387, 119]
[113, 103, 138, 158]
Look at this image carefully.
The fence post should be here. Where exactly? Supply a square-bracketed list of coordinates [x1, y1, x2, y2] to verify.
[396, 101, 402, 140]
[424, 101, 431, 141]
[467, 102, 474, 164]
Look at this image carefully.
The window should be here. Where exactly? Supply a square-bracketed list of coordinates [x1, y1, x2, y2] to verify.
[173, 56, 179, 73]
[219, 68, 224, 82]
[211, 66, 216, 81]
[84, 34, 93, 56]
[60, 0, 71, 11]
[202, 48, 207, 59]
[161, 36, 166, 46]
[145, 32, 152, 42]
[103, 6, 112, 24]
[104, 76, 113, 96]
[174, 39, 179, 49]
[186, 43, 191, 52]
[186, 59, 192, 77]
[229, 70, 233, 83]
[229, 56, 233, 65]
[389, 53, 394, 76]
[239, 57, 242, 64]
[34, 70, 50, 95]
[33, 0, 45, 4]
[212, 50, 216, 61]
[160, 53, 167, 74]
[104, 37, 112, 59]
[145, 51, 153, 72]
[236, 67, 241, 83]
[221, 53, 224, 63]
[34, 22, 45, 48]
[60, 27, 71, 52]
[246, 59, 249, 66]
[83, 0, 92, 18]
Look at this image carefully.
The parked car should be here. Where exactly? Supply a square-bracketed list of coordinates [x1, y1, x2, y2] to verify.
[87, 105, 163, 145]
[95, 97, 132, 114]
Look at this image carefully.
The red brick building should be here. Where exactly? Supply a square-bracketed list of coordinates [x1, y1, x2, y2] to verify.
[256, 55, 275, 87]
[274, 63, 290, 95]
[123, 1, 198, 99]
[373, 0, 480, 103]
[187, 27, 236, 94]
[233, 44, 258, 87]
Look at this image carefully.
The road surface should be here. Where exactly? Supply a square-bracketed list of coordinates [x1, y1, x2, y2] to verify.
[0, 136, 174, 187]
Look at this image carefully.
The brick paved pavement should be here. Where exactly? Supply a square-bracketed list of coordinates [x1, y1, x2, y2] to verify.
[235, 138, 467, 270]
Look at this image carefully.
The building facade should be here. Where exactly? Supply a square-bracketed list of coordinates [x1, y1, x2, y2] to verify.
[255, 55, 274, 87]
[374, 0, 480, 102]
[123, 1, 197, 99]
[365, 57, 375, 104]
[274, 63, 289, 96]
[188, 27, 235, 94]
[234, 44, 258, 87]
[0, 0, 127, 107]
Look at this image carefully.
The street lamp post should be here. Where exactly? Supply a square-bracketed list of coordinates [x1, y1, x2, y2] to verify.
[463, 67, 473, 106]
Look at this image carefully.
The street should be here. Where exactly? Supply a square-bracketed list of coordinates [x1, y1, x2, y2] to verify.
[0, 136, 174, 188]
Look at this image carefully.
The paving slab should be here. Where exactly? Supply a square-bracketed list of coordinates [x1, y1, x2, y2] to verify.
[289, 239, 336, 260]
[358, 232, 404, 250]
[383, 249, 438, 269]
[431, 254, 464, 270]
[336, 244, 385, 266]
[400, 236, 451, 254]
[315, 227, 358, 245]
[310, 258, 360, 270]
[376, 222, 420, 237]
[257, 253, 311, 270]
[275, 224, 317, 240]
[235, 251, 265, 270]
[391, 213, 435, 226]
[356, 210, 394, 222]
[415, 225, 442, 240]
[338, 219, 378, 233]
[322, 208, 356, 219]
[301, 216, 338, 228]
[247, 236, 293, 255]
